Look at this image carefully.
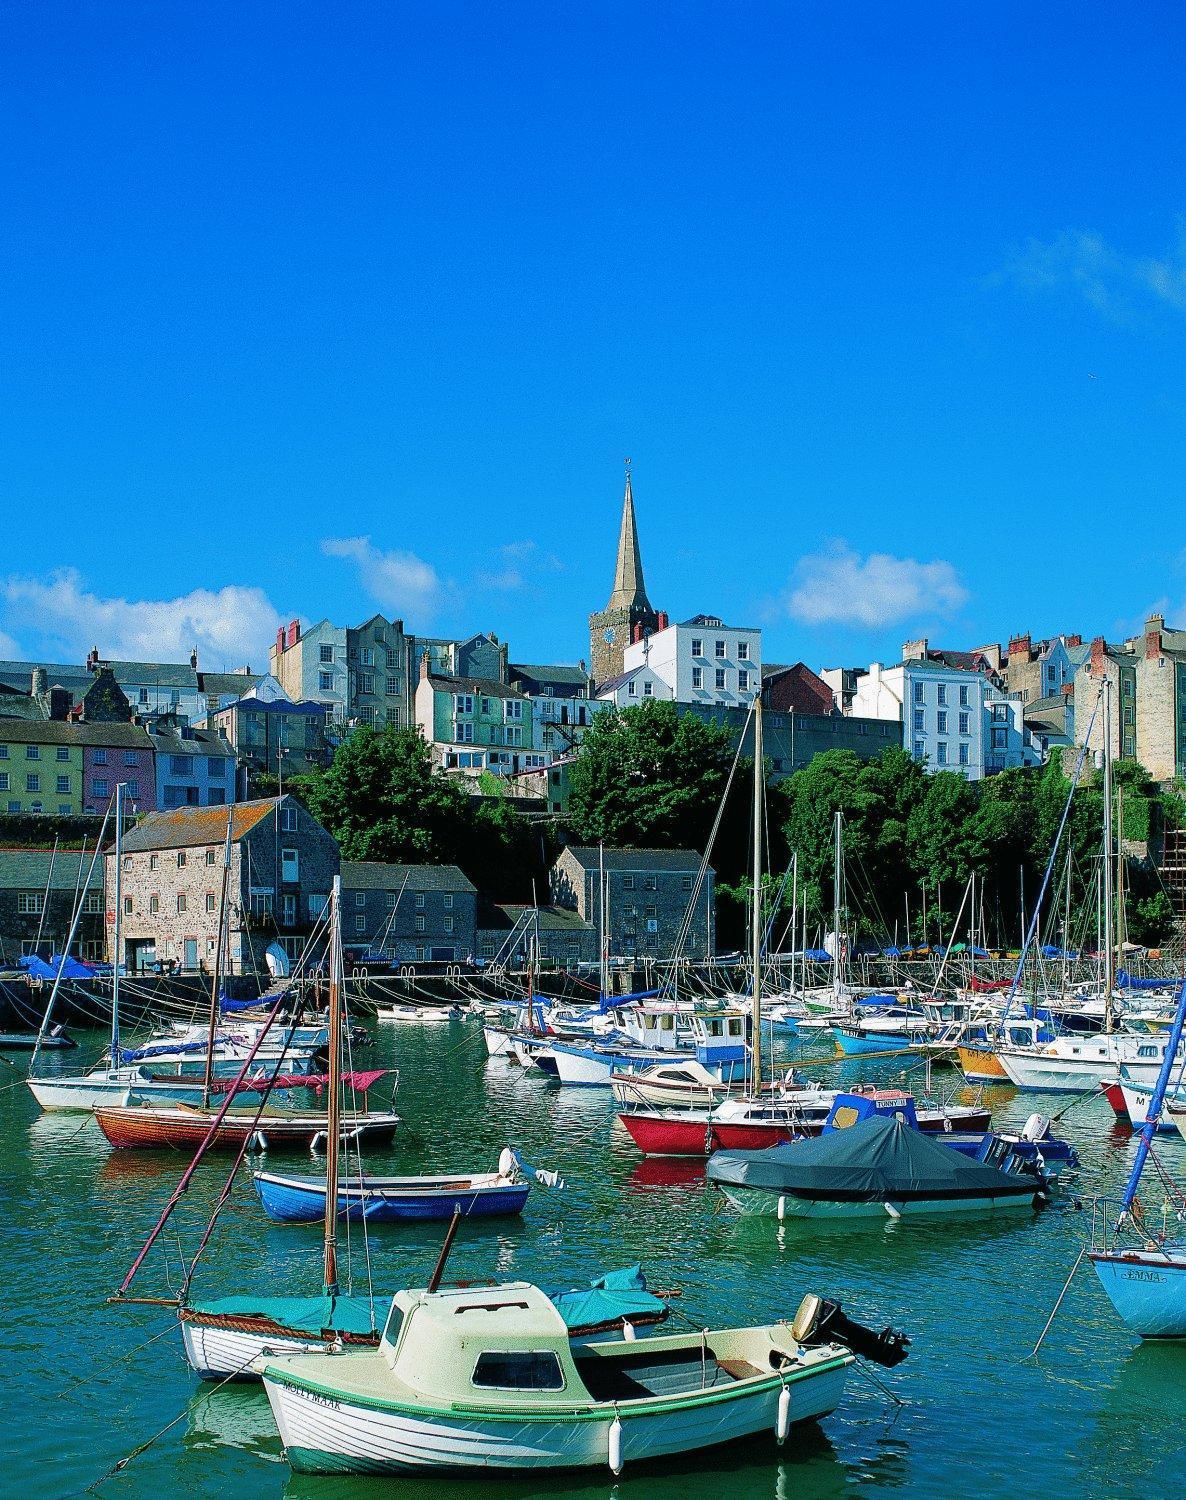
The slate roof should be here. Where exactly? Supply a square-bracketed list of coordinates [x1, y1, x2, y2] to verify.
[0, 848, 104, 891]
[148, 725, 235, 757]
[0, 720, 154, 748]
[216, 695, 328, 717]
[425, 674, 527, 701]
[102, 659, 199, 689]
[494, 904, 593, 932]
[509, 663, 590, 693]
[0, 661, 92, 697]
[119, 799, 278, 853]
[561, 846, 709, 873]
[199, 671, 263, 698]
[340, 861, 476, 894]
[595, 666, 645, 694]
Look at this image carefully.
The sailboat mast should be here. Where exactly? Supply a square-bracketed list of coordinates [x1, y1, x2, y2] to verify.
[1102, 675, 1115, 1031]
[323, 875, 342, 1295]
[201, 809, 234, 1107]
[832, 810, 843, 1002]
[598, 842, 608, 1001]
[750, 699, 763, 1090]
[110, 784, 124, 1070]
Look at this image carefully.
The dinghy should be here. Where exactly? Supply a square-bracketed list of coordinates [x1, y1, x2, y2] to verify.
[254, 1149, 545, 1223]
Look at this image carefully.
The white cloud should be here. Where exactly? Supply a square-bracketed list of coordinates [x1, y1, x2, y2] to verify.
[0, 568, 286, 667]
[321, 536, 441, 616]
[0, 628, 21, 658]
[785, 542, 967, 629]
[477, 539, 565, 593]
[997, 222, 1186, 320]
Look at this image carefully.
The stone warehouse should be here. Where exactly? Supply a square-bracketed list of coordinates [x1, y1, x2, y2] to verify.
[551, 846, 714, 961]
[108, 796, 339, 974]
[339, 861, 478, 962]
[0, 847, 106, 965]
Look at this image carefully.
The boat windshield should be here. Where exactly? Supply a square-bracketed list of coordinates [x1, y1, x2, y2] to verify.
[472, 1351, 565, 1391]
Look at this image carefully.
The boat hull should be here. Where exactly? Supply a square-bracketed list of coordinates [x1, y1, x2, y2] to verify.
[181, 1318, 362, 1380]
[715, 1186, 1037, 1219]
[255, 1171, 530, 1223]
[263, 1354, 851, 1474]
[1090, 1251, 1186, 1338]
[956, 1046, 1011, 1084]
[93, 1105, 400, 1153]
[25, 1077, 133, 1112]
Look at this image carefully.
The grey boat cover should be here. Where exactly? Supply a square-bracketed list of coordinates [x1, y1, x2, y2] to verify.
[707, 1114, 1039, 1203]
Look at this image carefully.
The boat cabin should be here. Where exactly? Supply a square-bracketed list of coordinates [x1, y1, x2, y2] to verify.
[690, 1011, 748, 1067]
[824, 1090, 920, 1132]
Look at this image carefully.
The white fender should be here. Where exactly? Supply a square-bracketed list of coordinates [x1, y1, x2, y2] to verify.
[777, 1195, 786, 1221]
[309, 1131, 326, 1154]
[622, 1320, 636, 1342]
[608, 1416, 623, 1475]
[776, 1384, 791, 1444]
[884, 1201, 902, 1219]
[498, 1147, 516, 1178]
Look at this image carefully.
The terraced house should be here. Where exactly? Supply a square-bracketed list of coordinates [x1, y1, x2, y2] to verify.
[415, 657, 539, 778]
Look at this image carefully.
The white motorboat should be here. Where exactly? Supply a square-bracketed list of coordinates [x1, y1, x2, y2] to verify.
[260, 1280, 866, 1475]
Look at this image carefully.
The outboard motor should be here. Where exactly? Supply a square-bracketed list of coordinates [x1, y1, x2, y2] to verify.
[1021, 1113, 1050, 1143]
[791, 1294, 910, 1368]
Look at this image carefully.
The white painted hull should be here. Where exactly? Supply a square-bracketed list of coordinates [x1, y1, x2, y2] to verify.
[482, 1026, 513, 1056]
[264, 1360, 850, 1474]
[25, 1077, 134, 1112]
[181, 1320, 342, 1381]
[998, 1043, 1170, 1093]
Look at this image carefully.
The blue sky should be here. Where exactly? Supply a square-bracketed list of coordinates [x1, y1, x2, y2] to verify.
[2, 2, 1185, 673]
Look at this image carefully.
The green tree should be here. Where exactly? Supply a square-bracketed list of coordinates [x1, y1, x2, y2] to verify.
[299, 725, 469, 863]
[566, 701, 736, 851]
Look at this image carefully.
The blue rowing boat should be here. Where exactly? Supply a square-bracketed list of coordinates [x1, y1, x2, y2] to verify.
[254, 1149, 561, 1224]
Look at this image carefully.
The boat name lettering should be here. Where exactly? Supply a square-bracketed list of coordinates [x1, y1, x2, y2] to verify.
[1122, 1269, 1166, 1283]
[302, 1388, 342, 1409]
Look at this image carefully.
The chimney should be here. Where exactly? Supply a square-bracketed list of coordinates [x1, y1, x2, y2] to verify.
[632, 623, 643, 644]
[47, 685, 70, 721]
[286, 619, 300, 650]
[657, 610, 669, 631]
[1066, 634, 1082, 648]
[902, 638, 928, 661]
[1146, 612, 1166, 634]
[276, 627, 285, 655]
[189, 647, 198, 669]
[1007, 633, 1033, 661]
[419, 647, 431, 681]
[1146, 623, 1164, 661]
[1090, 636, 1106, 676]
[86, 647, 99, 672]
[31, 666, 47, 698]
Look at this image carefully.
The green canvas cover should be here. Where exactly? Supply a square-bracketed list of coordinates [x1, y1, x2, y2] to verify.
[707, 1114, 1038, 1203]
[186, 1293, 379, 1337]
[549, 1267, 666, 1330]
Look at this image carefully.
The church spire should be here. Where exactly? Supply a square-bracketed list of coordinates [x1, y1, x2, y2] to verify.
[606, 459, 652, 612]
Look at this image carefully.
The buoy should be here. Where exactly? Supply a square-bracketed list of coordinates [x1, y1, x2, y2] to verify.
[776, 1385, 791, 1444]
[608, 1416, 623, 1475]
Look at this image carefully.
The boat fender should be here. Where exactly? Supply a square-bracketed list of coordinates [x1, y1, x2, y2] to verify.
[1021, 1113, 1050, 1143]
[608, 1415, 624, 1475]
[776, 1384, 791, 1444]
[883, 1202, 902, 1220]
[622, 1320, 636, 1342]
[250, 1131, 268, 1153]
[310, 1131, 326, 1154]
[777, 1195, 786, 1222]
[498, 1147, 516, 1178]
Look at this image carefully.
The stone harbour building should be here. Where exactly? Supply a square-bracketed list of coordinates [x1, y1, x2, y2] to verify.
[108, 796, 339, 974]
[551, 845, 714, 961]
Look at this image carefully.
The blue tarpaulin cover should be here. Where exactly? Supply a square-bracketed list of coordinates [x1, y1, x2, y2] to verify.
[19, 953, 95, 980]
[1118, 971, 1176, 991]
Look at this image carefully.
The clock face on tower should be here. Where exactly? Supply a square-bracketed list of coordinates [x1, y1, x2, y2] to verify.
[603, 627, 615, 644]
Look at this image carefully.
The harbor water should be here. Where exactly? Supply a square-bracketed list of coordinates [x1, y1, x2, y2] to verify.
[5, 1022, 1186, 1498]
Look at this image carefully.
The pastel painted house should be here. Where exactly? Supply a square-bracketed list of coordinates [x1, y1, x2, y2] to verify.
[414, 658, 538, 778]
[81, 725, 157, 814]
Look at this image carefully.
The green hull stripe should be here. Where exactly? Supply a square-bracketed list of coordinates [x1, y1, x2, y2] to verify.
[265, 1352, 852, 1423]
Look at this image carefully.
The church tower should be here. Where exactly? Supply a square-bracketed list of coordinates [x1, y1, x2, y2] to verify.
[588, 463, 662, 686]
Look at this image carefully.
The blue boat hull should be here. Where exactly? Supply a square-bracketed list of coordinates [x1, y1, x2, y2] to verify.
[832, 1028, 922, 1056]
[255, 1175, 531, 1224]
[1091, 1251, 1186, 1338]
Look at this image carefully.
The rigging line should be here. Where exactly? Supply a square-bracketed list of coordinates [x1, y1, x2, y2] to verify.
[1024, 1246, 1087, 1362]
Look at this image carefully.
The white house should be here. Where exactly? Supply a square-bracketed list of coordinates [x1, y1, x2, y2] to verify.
[619, 614, 761, 708]
[595, 662, 673, 709]
[849, 653, 1040, 780]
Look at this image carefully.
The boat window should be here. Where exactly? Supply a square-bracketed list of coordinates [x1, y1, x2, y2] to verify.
[382, 1303, 405, 1348]
[472, 1351, 564, 1391]
[1138, 1047, 1158, 1058]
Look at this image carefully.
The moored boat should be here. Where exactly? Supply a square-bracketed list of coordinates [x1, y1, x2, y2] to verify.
[254, 1151, 537, 1223]
[93, 1101, 400, 1153]
[259, 1278, 882, 1475]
